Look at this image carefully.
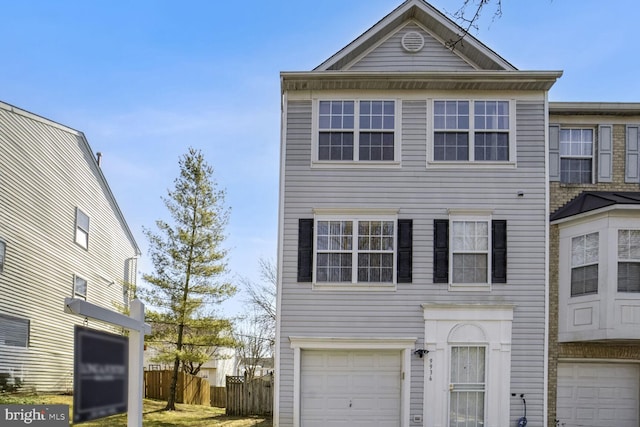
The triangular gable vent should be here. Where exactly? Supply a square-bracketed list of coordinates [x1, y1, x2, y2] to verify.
[401, 31, 424, 53]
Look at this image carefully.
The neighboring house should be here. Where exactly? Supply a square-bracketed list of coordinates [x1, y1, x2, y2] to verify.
[548, 103, 640, 427]
[275, 1, 561, 426]
[144, 346, 239, 387]
[0, 101, 140, 393]
[198, 347, 239, 387]
[237, 356, 274, 379]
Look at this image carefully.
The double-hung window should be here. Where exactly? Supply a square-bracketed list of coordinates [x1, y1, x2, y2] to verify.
[297, 216, 413, 285]
[0, 313, 29, 348]
[315, 218, 395, 284]
[317, 100, 397, 162]
[75, 208, 90, 249]
[452, 220, 489, 284]
[74, 275, 88, 299]
[433, 100, 511, 162]
[434, 213, 507, 289]
[560, 128, 593, 183]
[571, 232, 599, 296]
[450, 346, 486, 427]
[618, 229, 640, 292]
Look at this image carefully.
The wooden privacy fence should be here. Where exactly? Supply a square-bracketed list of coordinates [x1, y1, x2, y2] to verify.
[144, 370, 210, 406]
[210, 386, 226, 407]
[225, 375, 273, 416]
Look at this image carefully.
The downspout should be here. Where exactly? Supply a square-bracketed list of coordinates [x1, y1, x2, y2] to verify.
[273, 77, 288, 427]
[543, 90, 550, 427]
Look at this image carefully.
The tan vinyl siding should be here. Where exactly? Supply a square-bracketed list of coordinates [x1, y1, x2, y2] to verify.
[278, 97, 548, 426]
[348, 23, 475, 72]
[0, 105, 138, 392]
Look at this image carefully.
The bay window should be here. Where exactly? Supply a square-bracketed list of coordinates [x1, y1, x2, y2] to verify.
[618, 229, 640, 292]
[571, 232, 599, 297]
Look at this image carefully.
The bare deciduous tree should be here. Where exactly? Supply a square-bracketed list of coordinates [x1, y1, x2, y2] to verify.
[234, 258, 277, 380]
[233, 310, 274, 381]
[447, 0, 503, 50]
[241, 258, 276, 336]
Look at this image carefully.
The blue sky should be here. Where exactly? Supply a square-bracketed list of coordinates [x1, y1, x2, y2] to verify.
[2, 0, 639, 316]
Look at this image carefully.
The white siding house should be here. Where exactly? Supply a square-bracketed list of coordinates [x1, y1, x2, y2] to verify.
[0, 101, 140, 392]
[144, 346, 239, 387]
[275, 1, 561, 426]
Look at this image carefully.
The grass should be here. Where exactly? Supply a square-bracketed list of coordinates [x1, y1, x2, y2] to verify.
[0, 394, 272, 426]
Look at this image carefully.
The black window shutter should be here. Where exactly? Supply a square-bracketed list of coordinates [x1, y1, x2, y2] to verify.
[492, 220, 507, 283]
[433, 219, 449, 283]
[397, 219, 413, 283]
[297, 219, 314, 282]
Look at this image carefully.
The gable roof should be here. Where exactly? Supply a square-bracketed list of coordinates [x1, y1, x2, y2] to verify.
[0, 100, 141, 255]
[551, 191, 640, 222]
[315, 0, 516, 72]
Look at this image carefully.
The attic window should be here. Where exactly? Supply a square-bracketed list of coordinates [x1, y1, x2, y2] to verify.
[401, 31, 424, 53]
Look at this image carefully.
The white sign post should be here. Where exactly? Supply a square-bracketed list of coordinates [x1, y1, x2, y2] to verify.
[64, 297, 152, 427]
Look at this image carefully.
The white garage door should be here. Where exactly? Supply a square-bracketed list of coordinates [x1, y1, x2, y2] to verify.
[301, 349, 401, 427]
[557, 362, 639, 427]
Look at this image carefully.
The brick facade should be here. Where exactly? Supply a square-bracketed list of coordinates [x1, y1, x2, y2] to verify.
[548, 115, 640, 426]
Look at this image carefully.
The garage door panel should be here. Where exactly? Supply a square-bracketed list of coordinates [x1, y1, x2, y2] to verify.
[301, 350, 401, 427]
[326, 374, 349, 388]
[352, 353, 375, 365]
[352, 373, 378, 389]
[303, 418, 352, 427]
[327, 397, 349, 411]
[557, 362, 639, 427]
[327, 353, 349, 368]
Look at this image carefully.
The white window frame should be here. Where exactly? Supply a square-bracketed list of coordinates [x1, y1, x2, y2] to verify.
[617, 229, 640, 293]
[75, 207, 90, 249]
[312, 210, 398, 290]
[559, 127, 595, 184]
[448, 210, 492, 291]
[570, 232, 599, 297]
[428, 98, 516, 167]
[557, 212, 640, 342]
[74, 274, 88, 300]
[312, 98, 401, 167]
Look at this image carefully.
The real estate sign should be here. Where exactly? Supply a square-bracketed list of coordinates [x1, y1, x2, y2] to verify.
[73, 326, 128, 423]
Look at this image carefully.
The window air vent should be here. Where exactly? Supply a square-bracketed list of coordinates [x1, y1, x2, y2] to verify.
[401, 31, 425, 53]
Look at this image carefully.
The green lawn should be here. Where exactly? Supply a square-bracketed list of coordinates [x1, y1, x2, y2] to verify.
[0, 394, 272, 426]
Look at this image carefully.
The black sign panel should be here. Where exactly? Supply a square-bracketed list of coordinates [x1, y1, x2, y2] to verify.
[73, 326, 128, 423]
